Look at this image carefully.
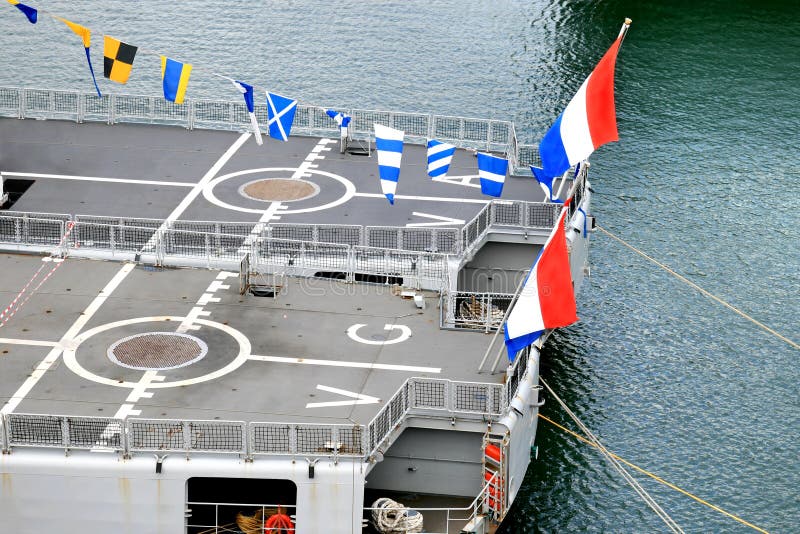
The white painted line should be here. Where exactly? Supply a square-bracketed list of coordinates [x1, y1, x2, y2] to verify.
[431, 174, 482, 189]
[306, 385, 380, 408]
[0, 337, 59, 347]
[1, 263, 136, 415]
[354, 192, 490, 204]
[206, 281, 230, 293]
[1, 172, 194, 188]
[196, 293, 220, 306]
[249, 354, 441, 373]
[347, 324, 412, 345]
[216, 271, 238, 280]
[405, 212, 466, 228]
[175, 306, 210, 334]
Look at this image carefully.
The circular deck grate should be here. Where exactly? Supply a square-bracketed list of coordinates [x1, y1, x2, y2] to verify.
[107, 332, 208, 370]
[240, 178, 319, 202]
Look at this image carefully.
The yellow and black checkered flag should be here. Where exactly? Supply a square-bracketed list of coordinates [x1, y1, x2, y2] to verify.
[103, 35, 137, 84]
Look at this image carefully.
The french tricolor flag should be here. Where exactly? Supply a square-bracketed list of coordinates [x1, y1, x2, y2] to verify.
[537, 23, 628, 180]
[504, 205, 578, 359]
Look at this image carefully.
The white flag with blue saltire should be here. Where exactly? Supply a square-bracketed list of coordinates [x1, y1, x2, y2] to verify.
[326, 109, 351, 128]
[477, 153, 508, 197]
[266, 92, 297, 141]
[426, 139, 456, 178]
[374, 123, 404, 205]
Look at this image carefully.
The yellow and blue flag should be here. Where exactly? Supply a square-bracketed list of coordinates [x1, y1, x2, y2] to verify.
[6, 0, 37, 24]
[161, 57, 192, 104]
[59, 18, 101, 97]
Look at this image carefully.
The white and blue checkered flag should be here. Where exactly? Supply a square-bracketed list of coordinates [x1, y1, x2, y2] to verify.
[326, 109, 352, 128]
[231, 80, 262, 145]
[374, 123, 404, 205]
[426, 139, 456, 178]
[477, 153, 508, 197]
[266, 92, 297, 142]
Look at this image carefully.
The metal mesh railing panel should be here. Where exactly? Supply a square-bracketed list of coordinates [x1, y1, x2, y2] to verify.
[447, 292, 513, 331]
[517, 144, 541, 168]
[0, 211, 72, 223]
[433, 116, 462, 140]
[171, 221, 256, 236]
[411, 379, 448, 409]
[250, 423, 292, 454]
[24, 89, 53, 114]
[315, 224, 363, 246]
[270, 224, 314, 242]
[68, 417, 123, 449]
[82, 94, 110, 119]
[463, 119, 489, 142]
[337, 426, 365, 456]
[162, 230, 247, 261]
[398, 228, 434, 252]
[492, 202, 524, 226]
[152, 99, 188, 122]
[0, 217, 65, 246]
[352, 110, 391, 133]
[454, 383, 491, 413]
[254, 238, 350, 272]
[352, 247, 447, 280]
[189, 421, 246, 453]
[114, 95, 153, 120]
[7, 414, 63, 447]
[506, 346, 530, 407]
[53, 91, 79, 114]
[391, 112, 429, 137]
[0, 87, 20, 115]
[128, 419, 185, 451]
[364, 227, 399, 249]
[527, 203, 559, 228]
[192, 100, 234, 124]
[435, 229, 460, 254]
[490, 121, 512, 144]
[368, 381, 409, 452]
[295, 425, 333, 454]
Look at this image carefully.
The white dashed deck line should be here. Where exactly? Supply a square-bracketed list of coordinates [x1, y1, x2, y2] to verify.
[249, 354, 440, 373]
[206, 280, 230, 293]
[1, 262, 136, 415]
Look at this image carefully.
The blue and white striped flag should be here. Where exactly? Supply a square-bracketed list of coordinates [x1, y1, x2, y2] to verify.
[477, 153, 508, 197]
[267, 92, 298, 142]
[231, 80, 262, 145]
[426, 139, 456, 178]
[374, 123, 404, 205]
[326, 109, 352, 128]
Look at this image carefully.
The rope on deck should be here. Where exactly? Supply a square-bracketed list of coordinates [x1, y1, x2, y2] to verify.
[538, 413, 770, 533]
[596, 225, 798, 351]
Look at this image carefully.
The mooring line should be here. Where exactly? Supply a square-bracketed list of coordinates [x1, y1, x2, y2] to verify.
[538, 414, 770, 533]
[596, 226, 798, 350]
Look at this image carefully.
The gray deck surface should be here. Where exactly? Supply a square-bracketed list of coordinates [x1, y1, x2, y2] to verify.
[0, 118, 543, 425]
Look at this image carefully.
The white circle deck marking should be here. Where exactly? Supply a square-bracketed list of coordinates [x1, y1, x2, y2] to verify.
[107, 332, 209, 370]
[63, 316, 251, 388]
[346, 324, 412, 345]
[203, 167, 356, 214]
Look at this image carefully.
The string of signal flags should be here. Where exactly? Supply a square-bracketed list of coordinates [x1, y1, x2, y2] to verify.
[5, 0, 516, 203]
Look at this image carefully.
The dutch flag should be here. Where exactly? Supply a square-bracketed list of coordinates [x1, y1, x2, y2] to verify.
[374, 123, 404, 205]
[477, 153, 508, 197]
[536, 26, 626, 180]
[426, 139, 456, 178]
[504, 206, 578, 360]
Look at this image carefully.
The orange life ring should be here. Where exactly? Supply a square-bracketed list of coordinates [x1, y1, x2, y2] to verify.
[264, 512, 295, 533]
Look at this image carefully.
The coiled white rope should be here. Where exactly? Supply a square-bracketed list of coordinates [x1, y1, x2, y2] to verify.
[371, 497, 424, 534]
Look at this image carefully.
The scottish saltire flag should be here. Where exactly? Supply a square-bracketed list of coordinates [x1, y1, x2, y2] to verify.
[326, 109, 351, 128]
[426, 139, 456, 178]
[161, 56, 192, 104]
[7, 0, 37, 24]
[477, 153, 508, 197]
[504, 206, 578, 360]
[60, 18, 101, 97]
[267, 92, 298, 142]
[374, 124, 404, 205]
[230, 81, 262, 145]
[535, 24, 627, 180]
[103, 36, 138, 84]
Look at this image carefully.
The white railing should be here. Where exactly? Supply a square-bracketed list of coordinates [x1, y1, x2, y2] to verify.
[0, 87, 543, 175]
[185, 501, 298, 534]
[439, 291, 515, 332]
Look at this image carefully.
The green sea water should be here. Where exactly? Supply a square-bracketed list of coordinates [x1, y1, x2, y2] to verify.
[1, 1, 797, 532]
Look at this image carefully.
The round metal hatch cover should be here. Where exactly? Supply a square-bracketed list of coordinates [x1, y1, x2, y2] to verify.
[107, 332, 208, 370]
[239, 178, 319, 202]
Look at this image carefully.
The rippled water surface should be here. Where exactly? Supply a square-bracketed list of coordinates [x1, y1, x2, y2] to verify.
[1, 1, 798, 532]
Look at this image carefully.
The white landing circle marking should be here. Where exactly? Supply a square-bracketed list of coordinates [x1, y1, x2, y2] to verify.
[346, 324, 412, 345]
[62, 316, 251, 388]
[202, 167, 356, 214]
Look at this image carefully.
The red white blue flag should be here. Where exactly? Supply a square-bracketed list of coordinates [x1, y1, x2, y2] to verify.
[536, 24, 627, 181]
[504, 205, 578, 359]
